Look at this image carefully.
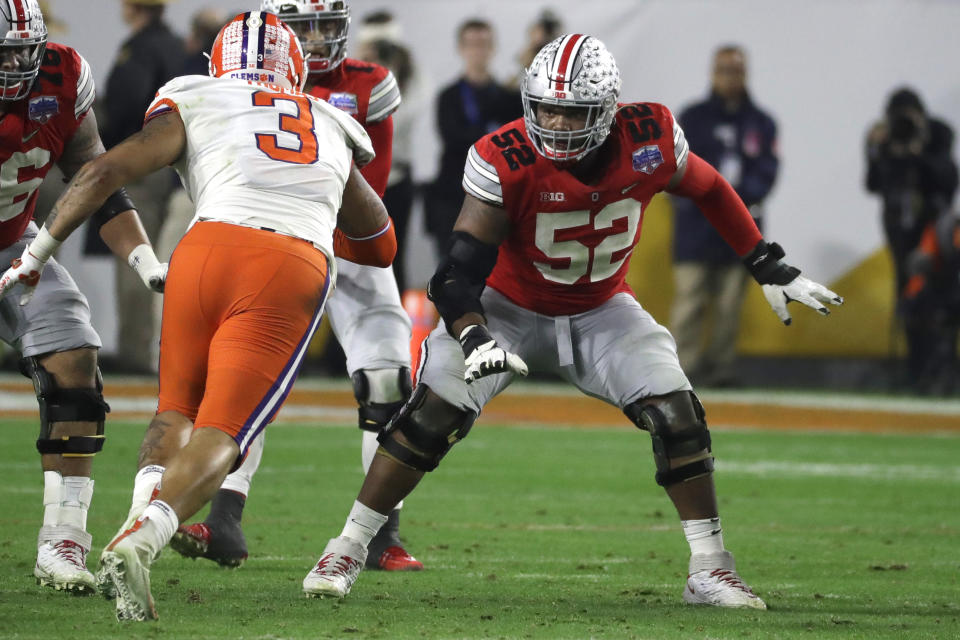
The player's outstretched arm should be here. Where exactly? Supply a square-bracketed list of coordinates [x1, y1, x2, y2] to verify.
[428, 195, 527, 384]
[334, 165, 396, 267]
[57, 109, 174, 292]
[47, 112, 186, 240]
[0, 113, 186, 304]
[667, 152, 842, 324]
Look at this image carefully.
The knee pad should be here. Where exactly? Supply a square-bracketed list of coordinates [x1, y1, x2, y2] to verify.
[351, 367, 413, 432]
[624, 390, 713, 487]
[20, 357, 110, 457]
[376, 384, 476, 472]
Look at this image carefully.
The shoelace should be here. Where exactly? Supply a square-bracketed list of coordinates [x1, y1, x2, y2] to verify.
[708, 569, 755, 595]
[313, 552, 359, 576]
[52, 540, 87, 570]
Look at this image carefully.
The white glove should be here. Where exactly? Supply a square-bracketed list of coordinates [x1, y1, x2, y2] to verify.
[762, 275, 844, 325]
[128, 243, 168, 293]
[744, 240, 843, 325]
[0, 227, 61, 306]
[459, 324, 529, 384]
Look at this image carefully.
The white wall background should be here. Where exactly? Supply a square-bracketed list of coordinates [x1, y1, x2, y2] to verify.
[42, 0, 960, 351]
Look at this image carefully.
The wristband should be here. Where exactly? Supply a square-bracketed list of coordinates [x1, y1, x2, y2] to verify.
[127, 243, 161, 274]
[29, 227, 62, 263]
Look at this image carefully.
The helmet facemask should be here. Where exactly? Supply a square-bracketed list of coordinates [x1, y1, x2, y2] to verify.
[0, 0, 47, 102]
[521, 34, 620, 163]
[265, 1, 350, 75]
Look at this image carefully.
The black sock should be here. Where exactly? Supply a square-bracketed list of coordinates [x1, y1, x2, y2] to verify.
[206, 489, 246, 525]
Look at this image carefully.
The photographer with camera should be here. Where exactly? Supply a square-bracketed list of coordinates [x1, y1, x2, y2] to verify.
[866, 87, 959, 393]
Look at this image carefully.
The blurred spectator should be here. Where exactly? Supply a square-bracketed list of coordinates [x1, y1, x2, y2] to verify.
[507, 8, 563, 89]
[670, 45, 778, 387]
[900, 212, 960, 394]
[866, 87, 959, 393]
[355, 10, 424, 291]
[94, 0, 184, 373]
[424, 19, 521, 255]
[156, 6, 227, 266]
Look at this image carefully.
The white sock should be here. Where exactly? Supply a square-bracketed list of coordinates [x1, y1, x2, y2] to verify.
[42, 471, 62, 528]
[136, 500, 179, 559]
[682, 517, 725, 556]
[128, 465, 164, 521]
[59, 476, 94, 530]
[340, 500, 388, 547]
[221, 431, 264, 496]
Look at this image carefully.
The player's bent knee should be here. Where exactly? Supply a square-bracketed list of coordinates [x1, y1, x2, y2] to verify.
[376, 384, 476, 472]
[624, 390, 713, 487]
[351, 367, 412, 432]
[20, 356, 110, 457]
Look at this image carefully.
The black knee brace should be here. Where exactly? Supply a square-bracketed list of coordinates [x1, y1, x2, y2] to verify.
[20, 357, 110, 457]
[376, 384, 476, 471]
[624, 390, 713, 487]
[351, 367, 412, 432]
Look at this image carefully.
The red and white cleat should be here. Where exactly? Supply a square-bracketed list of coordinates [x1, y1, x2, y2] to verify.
[375, 545, 424, 571]
[303, 536, 367, 598]
[35, 532, 96, 595]
[683, 551, 766, 609]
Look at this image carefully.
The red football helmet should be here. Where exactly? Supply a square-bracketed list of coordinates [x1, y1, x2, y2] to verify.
[0, 0, 47, 101]
[208, 11, 306, 91]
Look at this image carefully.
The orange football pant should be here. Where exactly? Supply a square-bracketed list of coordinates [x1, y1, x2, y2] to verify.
[157, 221, 330, 453]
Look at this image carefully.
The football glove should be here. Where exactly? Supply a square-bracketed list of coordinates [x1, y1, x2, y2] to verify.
[127, 244, 168, 293]
[0, 227, 61, 306]
[744, 240, 844, 325]
[459, 324, 529, 384]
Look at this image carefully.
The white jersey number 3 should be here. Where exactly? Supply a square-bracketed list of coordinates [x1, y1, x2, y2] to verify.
[534, 200, 642, 284]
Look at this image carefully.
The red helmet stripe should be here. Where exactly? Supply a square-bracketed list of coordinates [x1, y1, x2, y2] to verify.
[552, 33, 585, 91]
[8, 0, 26, 23]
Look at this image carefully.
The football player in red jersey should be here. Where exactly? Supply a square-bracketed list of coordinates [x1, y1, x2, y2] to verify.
[302, 34, 843, 605]
[170, 0, 423, 573]
[0, 0, 165, 594]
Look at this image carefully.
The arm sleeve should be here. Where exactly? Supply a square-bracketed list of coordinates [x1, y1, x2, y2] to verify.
[462, 143, 503, 206]
[359, 115, 393, 198]
[333, 218, 397, 267]
[74, 54, 95, 120]
[668, 151, 762, 256]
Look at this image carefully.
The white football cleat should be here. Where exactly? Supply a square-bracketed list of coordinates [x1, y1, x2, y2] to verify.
[303, 536, 367, 598]
[35, 526, 96, 594]
[683, 551, 767, 610]
[97, 523, 158, 621]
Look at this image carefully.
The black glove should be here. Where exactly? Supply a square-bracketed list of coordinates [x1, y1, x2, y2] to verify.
[743, 240, 800, 285]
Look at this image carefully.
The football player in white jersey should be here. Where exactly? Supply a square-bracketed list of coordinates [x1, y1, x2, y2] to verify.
[1, 11, 396, 621]
[172, 0, 422, 573]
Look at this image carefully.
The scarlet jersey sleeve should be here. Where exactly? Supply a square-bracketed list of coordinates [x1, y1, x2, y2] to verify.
[366, 68, 401, 124]
[462, 138, 505, 206]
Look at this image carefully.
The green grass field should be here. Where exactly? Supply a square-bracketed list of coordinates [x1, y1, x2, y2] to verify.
[0, 416, 957, 639]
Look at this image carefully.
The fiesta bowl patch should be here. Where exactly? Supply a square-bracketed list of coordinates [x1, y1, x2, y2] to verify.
[28, 95, 58, 123]
[328, 92, 358, 115]
[632, 145, 663, 174]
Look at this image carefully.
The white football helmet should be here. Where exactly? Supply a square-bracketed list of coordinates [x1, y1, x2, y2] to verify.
[260, 0, 349, 75]
[0, 0, 46, 101]
[521, 34, 621, 162]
